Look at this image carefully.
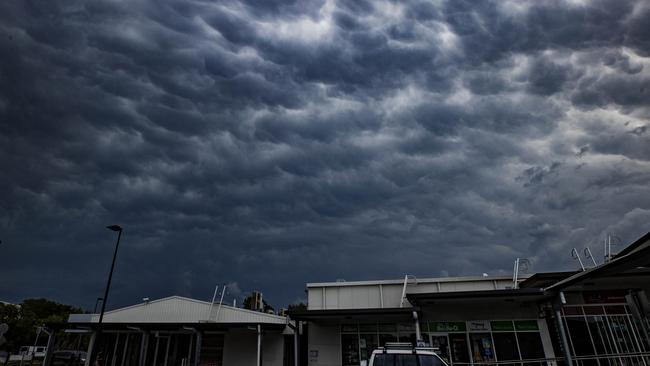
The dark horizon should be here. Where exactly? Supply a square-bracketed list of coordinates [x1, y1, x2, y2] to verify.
[1, 0, 650, 312]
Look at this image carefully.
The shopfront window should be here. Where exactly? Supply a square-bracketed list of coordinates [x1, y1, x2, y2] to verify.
[516, 332, 544, 366]
[379, 324, 398, 346]
[430, 335, 451, 365]
[493, 333, 520, 361]
[470, 333, 495, 364]
[372, 354, 443, 366]
[342, 319, 547, 366]
[449, 333, 470, 364]
[360, 333, 379, 364]
[342, 333, 360, 366]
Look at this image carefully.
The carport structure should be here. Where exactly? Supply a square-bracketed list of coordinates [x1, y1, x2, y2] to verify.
[45, 296, 295, 366]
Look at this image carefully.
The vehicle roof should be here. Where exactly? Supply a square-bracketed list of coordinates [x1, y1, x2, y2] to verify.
[371, 349, 438, 355]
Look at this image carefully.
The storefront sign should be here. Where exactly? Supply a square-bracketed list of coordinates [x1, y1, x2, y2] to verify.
[583, 290, 627, 304]
[514, 320, 539, 331]
[430, 322, 467, 332]
[490, 321, 514, 331]
[467, 320, 491, 332]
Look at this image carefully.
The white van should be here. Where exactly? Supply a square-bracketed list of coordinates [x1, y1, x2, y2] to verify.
[366, 343, 448, 366]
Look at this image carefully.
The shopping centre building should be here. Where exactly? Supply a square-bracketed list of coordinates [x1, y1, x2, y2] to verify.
[45, 231, 650, 366]
[290, 232, 650, 366]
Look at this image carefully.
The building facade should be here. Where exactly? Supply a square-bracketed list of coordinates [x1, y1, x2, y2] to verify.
[44, 232, 650, 366]
[291, 232, 650, 366]
[49, 296, 296, 366]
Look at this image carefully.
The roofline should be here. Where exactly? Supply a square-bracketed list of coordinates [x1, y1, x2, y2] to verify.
[50, 321, 288, 331]
[544, 244, 650, 292]
[307, 275, 525, 288]
[288, 307, 418, 319]
[76, 295, 287, 321]
[613, 231, 650, 258]
[406, 288, 547, 302]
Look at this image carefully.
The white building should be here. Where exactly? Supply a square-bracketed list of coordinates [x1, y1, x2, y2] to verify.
[52, 296, 295, 366]
[290, 232, 650, 366]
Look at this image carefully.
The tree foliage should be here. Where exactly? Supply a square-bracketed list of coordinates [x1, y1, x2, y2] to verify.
[241, 294, 275, 313]
[0, 299, 82, 353]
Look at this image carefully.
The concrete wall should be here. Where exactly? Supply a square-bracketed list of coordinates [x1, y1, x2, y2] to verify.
[222, 329, 284, 366]
[307, 324, 340, 366]
[307, 276, 520, 310]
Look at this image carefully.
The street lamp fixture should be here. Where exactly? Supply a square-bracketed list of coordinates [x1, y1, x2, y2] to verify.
[88, 225, 123, 366]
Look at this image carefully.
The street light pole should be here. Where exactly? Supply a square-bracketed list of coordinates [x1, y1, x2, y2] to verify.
[89, 225, 123, 366]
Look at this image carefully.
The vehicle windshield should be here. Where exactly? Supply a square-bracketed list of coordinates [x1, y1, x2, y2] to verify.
[373, 354, 442, 366]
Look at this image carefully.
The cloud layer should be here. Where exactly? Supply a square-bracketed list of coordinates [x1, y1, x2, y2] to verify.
[1, 0, 650, 309]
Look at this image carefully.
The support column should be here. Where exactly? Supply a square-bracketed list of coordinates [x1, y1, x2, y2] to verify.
[554, 293, 574, 366]
[413, 311, 422, 343]
[111, 334, 119, 366]
[193, 331, 202, 366]
[293, 322, 299, 366]
[627, 292, 650, 348]
[139, 332, 149, 366]
[120, 334, 129, 366]
[257, 324, 262, 366]
[85, 332, 97, 366]
[41, 329, 56, 366]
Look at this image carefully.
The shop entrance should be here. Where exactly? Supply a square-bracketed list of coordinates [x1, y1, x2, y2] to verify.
[429, 333, 471, 366]
[430, 333, 451, 365]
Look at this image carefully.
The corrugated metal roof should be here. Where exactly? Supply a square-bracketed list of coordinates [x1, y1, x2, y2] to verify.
[68, 296, 287, 325]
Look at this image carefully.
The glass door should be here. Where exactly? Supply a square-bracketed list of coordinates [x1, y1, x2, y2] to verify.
[430, 333, 452, 365]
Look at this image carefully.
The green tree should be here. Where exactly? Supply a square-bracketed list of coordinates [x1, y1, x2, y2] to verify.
[287, 302, 307, 312]
[242, 295, 275, 313]
[0, 299, 82, 353]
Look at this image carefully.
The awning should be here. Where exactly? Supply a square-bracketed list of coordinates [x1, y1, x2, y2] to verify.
[48, 321, 288, 332]
[288, 307, 417, 322]
[406, 288, 549, 306]
[545, 243, 650, 293]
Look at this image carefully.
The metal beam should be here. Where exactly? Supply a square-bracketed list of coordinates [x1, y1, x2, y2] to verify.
[554, 293, 574, 366]
[41, 328, 56, 366]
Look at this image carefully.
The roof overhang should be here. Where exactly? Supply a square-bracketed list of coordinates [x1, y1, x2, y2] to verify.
[288, 307, 417, 322]
[545, 243, 650, 293]
[407, 288, 549, 306]
[52, 322, 288, 332]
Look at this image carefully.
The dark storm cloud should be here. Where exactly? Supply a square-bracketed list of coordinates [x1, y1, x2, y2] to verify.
[1, 0, 650, 310]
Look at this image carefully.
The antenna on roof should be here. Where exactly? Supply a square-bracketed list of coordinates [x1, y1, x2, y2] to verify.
[399, 275, 417, 308]
[207, 285, 219, 321]
[512, 258, 531, 289]
[584, 247, 597, 267]
[604, 234, 621, 263]
[571, 248, 585, 271]
[215, 284, 227, 321]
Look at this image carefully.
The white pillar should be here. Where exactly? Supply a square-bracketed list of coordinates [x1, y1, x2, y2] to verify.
[256, 324, 262, 366]
[193, 332, 202, 366]
[41, 329, 56, 366]
[293, 323, 299, 366]
[413, 311, 422, 342]
[554, 293, 574, 366]
[139, 332, 149, 366]
[85, 332, 97, 366]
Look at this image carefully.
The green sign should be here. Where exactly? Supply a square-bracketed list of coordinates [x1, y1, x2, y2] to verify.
[490, 321, 514, 331]
[430, 322, 467, 332]
[514, 320, 539, 331]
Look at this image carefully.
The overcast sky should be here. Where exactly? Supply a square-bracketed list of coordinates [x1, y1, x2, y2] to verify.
[1, 0, 650, 311]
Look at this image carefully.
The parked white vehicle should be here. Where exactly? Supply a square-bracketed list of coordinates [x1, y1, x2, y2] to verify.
[19, 346, 47, 357]
[365, 343, 448, 366]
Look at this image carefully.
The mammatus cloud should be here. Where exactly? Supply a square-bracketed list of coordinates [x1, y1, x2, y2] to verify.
[1, 0, 649, 309]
